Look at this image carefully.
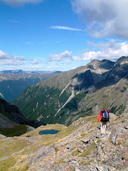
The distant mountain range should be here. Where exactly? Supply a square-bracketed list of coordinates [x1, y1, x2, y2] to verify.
[0, 69, 62, 74]
[12, 56, 128, 126]
[0, 70, 61, 101]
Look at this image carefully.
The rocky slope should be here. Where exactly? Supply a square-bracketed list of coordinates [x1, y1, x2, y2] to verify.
[0, 112, 128, 171]
[12, 56, 128, 125]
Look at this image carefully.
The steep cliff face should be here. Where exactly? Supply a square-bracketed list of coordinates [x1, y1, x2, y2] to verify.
[0, 112, 128, 171]
[12, 57, 128, 125]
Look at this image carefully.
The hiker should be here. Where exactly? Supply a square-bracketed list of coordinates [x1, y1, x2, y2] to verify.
[97, 109, 110, 134]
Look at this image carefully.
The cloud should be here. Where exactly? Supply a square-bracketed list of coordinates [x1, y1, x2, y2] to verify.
[0, 0, 42, 6]
[0, 50, 25, 65]
[49, 50, 80, 61]
[1, 40, 128, 71]
[71, 0, 128, 39]
[48, 40, 128, 62]
[30, 59, 40, 64]
[80, 40, 128, 61]
[49, 26, 83, 32]
[0, 50, 11, 59]
[0, 50, 41, 66]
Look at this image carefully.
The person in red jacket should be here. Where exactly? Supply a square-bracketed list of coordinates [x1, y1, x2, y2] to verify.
[97, 109, 110, 134]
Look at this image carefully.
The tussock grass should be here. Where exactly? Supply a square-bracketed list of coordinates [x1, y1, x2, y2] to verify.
[0, 139, 31, 158]
[79, 142, 96, 157]
[81, 159, 93, 166]
[0, 157, 16, 171]
[54, 158, 66, 165]
[71, 149, 79, 156]
[0, 112, 124, 170]
[9, 163, 29, 171]
[0, 124, 71, 170]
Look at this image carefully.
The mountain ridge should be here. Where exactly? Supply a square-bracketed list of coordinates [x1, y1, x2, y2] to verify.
[12, 56, 128, 125]
[0, 71, 60, 101]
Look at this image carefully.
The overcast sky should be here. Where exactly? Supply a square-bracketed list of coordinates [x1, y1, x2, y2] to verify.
[0, 0, 128, 71]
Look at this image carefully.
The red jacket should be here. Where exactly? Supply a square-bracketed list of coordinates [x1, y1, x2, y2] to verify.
[97, 109, 109, 122]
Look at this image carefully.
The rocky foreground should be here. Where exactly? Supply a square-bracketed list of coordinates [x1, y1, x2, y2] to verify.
[0, 113, 128, 171]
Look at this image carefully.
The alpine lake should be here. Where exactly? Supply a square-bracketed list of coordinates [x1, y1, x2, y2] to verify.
[39, 129, 60, 135]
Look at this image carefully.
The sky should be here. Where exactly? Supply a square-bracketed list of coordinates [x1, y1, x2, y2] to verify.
[0, 0, 128, 71]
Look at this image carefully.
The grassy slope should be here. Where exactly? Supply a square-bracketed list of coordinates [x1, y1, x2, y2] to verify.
[0, 116, 96, 171]
[0, 113, 128, 170]
[0, 124, 68, 171]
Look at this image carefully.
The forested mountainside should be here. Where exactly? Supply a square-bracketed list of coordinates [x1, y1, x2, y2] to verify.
[0, 70, 60, 101]
[12, 56, 128, 126]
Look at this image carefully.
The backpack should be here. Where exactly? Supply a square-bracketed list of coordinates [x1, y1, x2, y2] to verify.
[101, 110, 109, 122]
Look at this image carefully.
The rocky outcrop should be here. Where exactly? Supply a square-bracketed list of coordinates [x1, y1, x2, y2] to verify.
[25, 113, 128, 171]
[0, 112, 128, 170]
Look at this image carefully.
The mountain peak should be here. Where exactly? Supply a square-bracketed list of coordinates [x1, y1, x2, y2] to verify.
[85, 59, 114, 74]
[115, 56, 128, 67]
